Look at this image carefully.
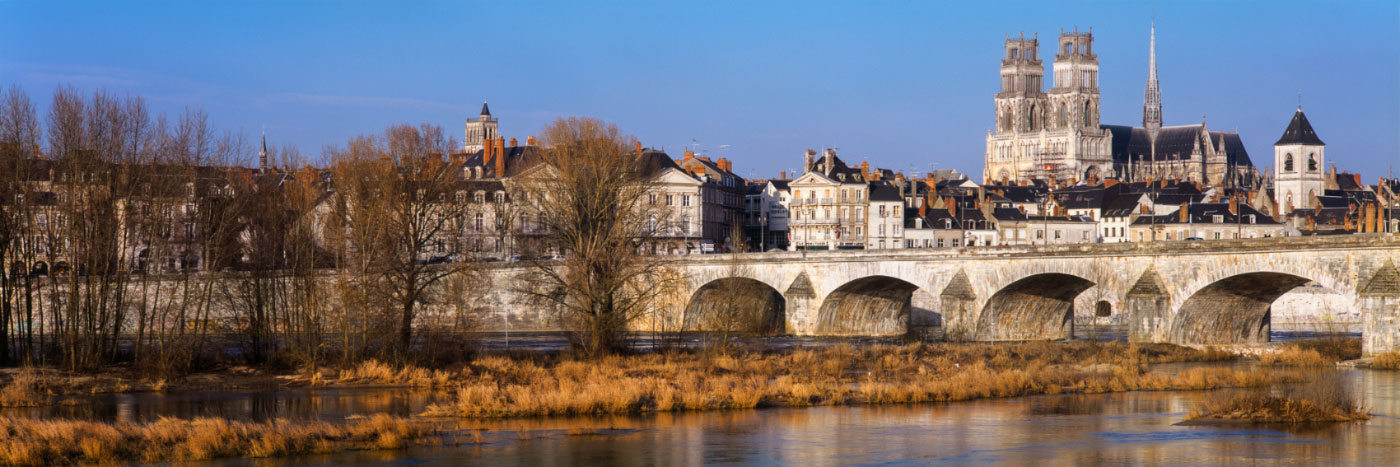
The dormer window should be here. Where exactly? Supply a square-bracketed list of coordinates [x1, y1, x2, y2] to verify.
[1212, 215, 1224, 224]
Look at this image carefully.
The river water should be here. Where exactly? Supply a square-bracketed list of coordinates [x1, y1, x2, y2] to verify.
[3, 363, 1396, 465]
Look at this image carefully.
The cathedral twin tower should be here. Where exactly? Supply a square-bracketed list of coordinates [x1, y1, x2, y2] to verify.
[986, 27, 1113, 184]
[984, 24, 1258, 187]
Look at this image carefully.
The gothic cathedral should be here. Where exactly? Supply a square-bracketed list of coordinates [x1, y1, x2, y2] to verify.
[984, 24, 1260, 187]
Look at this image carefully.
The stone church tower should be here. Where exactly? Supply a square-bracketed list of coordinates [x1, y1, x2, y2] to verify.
[984, 29, 1114, 184]
[1273, 107, 1326, 213]
[464, 101, 498, 152]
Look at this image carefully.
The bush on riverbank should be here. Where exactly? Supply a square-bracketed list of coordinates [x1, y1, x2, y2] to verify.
[421, 342, 1279, 418]
[0, 414, 428, 465]
[1186, 371, 1368, 423]
[1372, 352, 1400, 370]
[1256, 339, 1362, 367]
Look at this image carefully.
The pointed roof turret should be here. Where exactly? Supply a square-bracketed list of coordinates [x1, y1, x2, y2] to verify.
[480, 100, 491, 117]
[1275, 107, 1325, 146]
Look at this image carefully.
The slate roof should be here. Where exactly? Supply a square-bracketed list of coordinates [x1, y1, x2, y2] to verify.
[868, 182, 903, 202]
[1275, 108, 1324, 146]
[456, 145, 544, 178]
[769, 180, 790, 191]
[1101, 193, 1146, 217]
[1131, 202, 1280, 225]
[981, 184, 1045, 204]
[1052, 186, 1105, 210]
[1100, 124, 1254, 168]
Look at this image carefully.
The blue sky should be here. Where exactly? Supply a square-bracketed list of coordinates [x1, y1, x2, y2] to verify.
[3, 0, 1397, 180]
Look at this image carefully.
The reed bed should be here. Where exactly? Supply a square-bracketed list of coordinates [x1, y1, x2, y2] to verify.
[1186, 371, 1368, 423]
[423, 342, 1277, 418]
[336, 360, 453, 387]
[1257, 338, 1362, 367]
[1371, 352, 1400, 370]
[0, 414, 427, 465]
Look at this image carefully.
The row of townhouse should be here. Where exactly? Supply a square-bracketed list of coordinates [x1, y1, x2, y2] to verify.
[740, 147, 1325, 252]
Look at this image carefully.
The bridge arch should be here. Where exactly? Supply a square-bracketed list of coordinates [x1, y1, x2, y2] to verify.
[683, 277, 786, 336]
[1168, 272, 1313, 345]
[816, 275, 919, 336]
[976, 272, 1095, 341]
[1165, 258, 1357, 345]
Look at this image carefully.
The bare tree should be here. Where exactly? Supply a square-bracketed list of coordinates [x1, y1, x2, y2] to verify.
[514, 117, 677, 356]
[691, 223, 781, 353]
[326, 124, 476, 357]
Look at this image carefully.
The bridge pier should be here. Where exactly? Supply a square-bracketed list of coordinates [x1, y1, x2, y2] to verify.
[940, 270, 978, 341]
[1124, 268, 1171, 343]
[782, 272, 818, 335]
[1361, 260, 1400, 356]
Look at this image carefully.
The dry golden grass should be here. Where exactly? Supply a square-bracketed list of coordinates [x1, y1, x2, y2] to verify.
[1187, 372, 1368, 423]
[337, 360, 452, 387]
[422, 342, 1273, 418]
[1187, 393, 1369, 423]
[1258, 339, 1362, 367]
[0, 414, 428, 465]
[1371, 352, 1400, 370]
[0, 369, 45, 408]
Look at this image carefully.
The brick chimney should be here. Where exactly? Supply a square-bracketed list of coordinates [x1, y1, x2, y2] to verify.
[946, 197, 957, 218]
[484, 136, 495, 160]
[684, 149, 695, 163]
[780, 170, 787, 180]
[861, 161, 870, 177]
[635, 141, 643, 155]
[718, 157, 731, 172]
[509, 137, 518, 147]
[1178, 202, 1189, 223]
[494, 137, 506, 176]
[1229, 197, 1238, 215]
[526, 135, 537, 146]
[919, 196, 927, 217]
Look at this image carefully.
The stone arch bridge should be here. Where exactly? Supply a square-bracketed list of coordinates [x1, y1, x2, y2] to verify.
[483, 235, 1400, 355]
[665, 235, 1400, 355]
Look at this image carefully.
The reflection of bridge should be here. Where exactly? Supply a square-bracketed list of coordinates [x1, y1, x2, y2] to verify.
[667, 235, 1400, 355]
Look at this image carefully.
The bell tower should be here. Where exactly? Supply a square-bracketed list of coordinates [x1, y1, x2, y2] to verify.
[464, 100, 499, 152]
[1273, 107, 1326, 213]
[1049, 27, 1099, 131]
[995, 32, 1047, 135]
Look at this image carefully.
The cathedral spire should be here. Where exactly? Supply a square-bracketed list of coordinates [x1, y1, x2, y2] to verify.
[258, 129, 268, 170]
[1143, 20, 1162, 134]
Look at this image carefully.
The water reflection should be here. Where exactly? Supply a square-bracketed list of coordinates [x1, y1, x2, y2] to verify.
[5, 364, 1397, 465]
[222, 369, 1400, 465]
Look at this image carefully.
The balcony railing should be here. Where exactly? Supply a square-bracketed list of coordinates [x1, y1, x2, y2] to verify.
[791, 218, 839, 225]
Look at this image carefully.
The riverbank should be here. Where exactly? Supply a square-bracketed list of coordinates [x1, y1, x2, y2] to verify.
[418, 342, 1290, 418]
[0, 413, 430, 465]
[0, 340, 1390, 464]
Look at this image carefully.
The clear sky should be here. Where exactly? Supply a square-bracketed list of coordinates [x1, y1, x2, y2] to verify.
[3, 0, 1398, 180]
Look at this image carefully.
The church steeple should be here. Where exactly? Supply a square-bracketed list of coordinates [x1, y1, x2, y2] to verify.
[258, 130, 268, 170]
[1143, 20, 1162, 136]
[480, 100, 491, 117]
